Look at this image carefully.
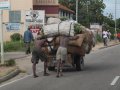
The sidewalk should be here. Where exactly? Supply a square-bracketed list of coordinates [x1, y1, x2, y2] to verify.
[92, 40, 120, 51]
[15, 55, 44, 75]
[0, 40, 120, 84]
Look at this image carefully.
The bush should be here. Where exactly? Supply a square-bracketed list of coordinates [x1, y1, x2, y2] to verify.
[96, 34, 102, 42]
[4, 59, 16, 66]
[2, 41, 34, 52]
[4, 41, 25, 52]
[10, 33, 22, 41]
[107, 26, 120, 40]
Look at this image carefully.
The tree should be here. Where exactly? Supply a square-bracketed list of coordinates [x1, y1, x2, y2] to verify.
[59, 0, 70, 7]
[103, 16, 115, 28]
[59, 0, 105, 27]
[116, 18, 120, 29]
[83, 0, 105, 26]
[68, 0, 105, 27]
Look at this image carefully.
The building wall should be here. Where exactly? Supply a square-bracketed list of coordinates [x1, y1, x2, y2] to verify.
[2, 0, 33, 41]
[33, 0, 59, 18]
[34, 5, 59, 14]
[33, 0, 58, 5]
[33, 0, 74, 19]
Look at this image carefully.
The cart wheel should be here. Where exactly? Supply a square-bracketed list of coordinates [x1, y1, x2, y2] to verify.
[75, 55, 84, 71]
[48, 66, 55, 71]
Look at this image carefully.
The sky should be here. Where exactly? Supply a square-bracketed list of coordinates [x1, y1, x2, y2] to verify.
[103, 0, 120, 19]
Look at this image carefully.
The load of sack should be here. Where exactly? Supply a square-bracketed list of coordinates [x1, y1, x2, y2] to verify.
[44, 19, 75, 37]
[43, 17, 95, 55]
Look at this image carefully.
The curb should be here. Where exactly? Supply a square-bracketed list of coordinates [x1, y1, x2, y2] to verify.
[0, 68, 20, 84]
[99, 43, 120, 49]
[92, 42, 120, 52]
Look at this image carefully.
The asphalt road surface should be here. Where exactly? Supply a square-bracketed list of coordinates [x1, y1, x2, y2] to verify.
[0, 45, 120, 90]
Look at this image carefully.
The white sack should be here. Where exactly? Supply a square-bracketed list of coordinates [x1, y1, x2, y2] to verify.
[44, 21, 75, 37]
[47, 17, 61, 24]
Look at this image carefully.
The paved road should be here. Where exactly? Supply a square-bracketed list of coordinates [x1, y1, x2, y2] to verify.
[0, 45, 120, 90]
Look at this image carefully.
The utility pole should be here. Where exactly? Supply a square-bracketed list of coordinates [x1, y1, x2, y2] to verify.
[0, 0, 10, 64]
[76, 0, 78, 23]
[115, 0, 117, 38]
[0, 10, 4, 64]
[87, 1, 90, 28]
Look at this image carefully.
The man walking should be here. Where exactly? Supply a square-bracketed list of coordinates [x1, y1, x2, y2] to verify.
[102, 30, 108, 46]
[24, 27, 34, 54]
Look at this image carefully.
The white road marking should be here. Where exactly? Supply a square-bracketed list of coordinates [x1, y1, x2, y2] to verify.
[111, 76, 120, 86]
[0, 69, 43, 88]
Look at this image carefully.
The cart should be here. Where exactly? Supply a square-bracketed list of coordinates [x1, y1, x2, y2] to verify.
[43, 20, 94, 71]
[46, 35, 88, 71]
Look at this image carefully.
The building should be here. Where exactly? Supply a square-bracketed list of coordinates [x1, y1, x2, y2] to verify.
[2, 0, 74, 41]
[2, 0, 33, 41]
[33, 0, 74, 20]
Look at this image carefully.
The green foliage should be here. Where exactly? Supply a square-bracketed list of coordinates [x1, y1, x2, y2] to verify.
[1, 41, 34, 52]
[4, 59, 16, 66]
[10, 33, 22, 41]
[107, 27, 115, 39]
[58, 0, 106, 26]
[103, 16, 115, 27]
[4, 41, 25, 52]
[59, 0, 70, 7]
[117, 28, 120, 33]
[74, 23, 82, 34]
[107, 26, 120, 39]
[60, 17, 68, 21]
[96, 34, 102, 42]
[116, 18, 120, 29]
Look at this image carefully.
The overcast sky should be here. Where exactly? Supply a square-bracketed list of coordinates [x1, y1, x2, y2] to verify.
[103, 0, 120, 19]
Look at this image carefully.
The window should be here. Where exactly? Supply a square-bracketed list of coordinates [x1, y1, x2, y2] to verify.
[9, 11, 21, 23]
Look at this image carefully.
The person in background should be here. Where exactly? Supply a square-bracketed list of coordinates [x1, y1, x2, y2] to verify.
[56, 35, 79, 78]
[24, 27, 34, 54]
[102, 30, 108, 46]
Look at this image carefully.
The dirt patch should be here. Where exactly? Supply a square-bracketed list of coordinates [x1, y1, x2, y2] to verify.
[0, 66, 17, 78]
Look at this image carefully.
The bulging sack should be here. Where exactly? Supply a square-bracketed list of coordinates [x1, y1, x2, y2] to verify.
[68, 34, 85, 47]
[44, 21, 75, 37]
[47, 17, 61, 24]
[67, 45, 86, 56]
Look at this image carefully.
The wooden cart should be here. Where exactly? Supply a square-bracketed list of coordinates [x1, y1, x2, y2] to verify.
[46, 33, 94, 71]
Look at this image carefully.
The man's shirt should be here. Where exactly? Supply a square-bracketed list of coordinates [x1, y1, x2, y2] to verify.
[24, 30, 33, 42]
